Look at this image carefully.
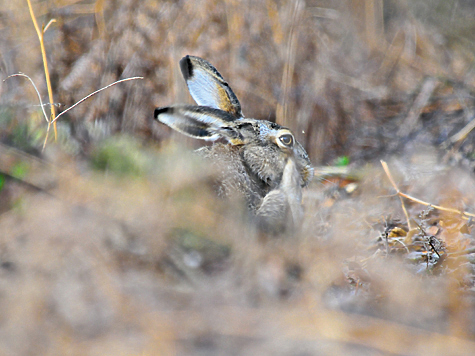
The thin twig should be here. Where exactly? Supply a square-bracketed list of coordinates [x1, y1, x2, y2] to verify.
[381, 160, 475, 221]
[447, 112, 475, 145]
[43, 122, 52, 151]
[380, 161, 412, 229]
[4, 73, 48, 123]
[7, 71, 142, 151]
[393, 238, 411, 254]
[51, 77, 144, 124]
[44, 19, 56, 33]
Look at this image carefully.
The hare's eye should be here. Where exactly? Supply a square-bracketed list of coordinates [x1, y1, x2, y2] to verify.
[279, 134, 293, 147]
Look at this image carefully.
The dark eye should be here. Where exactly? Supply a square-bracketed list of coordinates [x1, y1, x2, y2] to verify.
[279, 134, 293, 147]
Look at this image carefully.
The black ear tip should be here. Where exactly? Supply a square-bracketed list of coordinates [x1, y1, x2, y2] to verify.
[179, 55, 193, 80]
[154, 107, 170, 119]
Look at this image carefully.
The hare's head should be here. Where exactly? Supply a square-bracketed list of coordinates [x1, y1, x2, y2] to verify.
[154, 55, 313, 192]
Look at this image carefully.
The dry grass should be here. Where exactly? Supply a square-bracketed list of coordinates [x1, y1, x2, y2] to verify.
[1, 0, 475, 355]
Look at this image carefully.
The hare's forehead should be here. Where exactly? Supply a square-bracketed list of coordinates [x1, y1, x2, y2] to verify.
[257, 122, 288, 138]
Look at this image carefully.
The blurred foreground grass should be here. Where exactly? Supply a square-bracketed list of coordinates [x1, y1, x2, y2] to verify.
[1, 0, 475, 355]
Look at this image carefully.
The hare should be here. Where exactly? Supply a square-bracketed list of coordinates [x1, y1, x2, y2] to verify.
[154, 55, 313, 233]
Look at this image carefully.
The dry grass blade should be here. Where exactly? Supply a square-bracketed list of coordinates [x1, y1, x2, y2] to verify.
[0, 142, 58, 192]
[26, 0, 57, 140]
[381, 160, 475, 221]
[6, 69, 142, 151]
[94, 0, 107, 38]
[6, 71, 142, 151]
[276, 0, 302, 127]
[380, 160, 412, 229]
[398, 77, 439, 136]
[50, 76, 144, 125]
[43, 18, 56, 33]
[448, 115, 475, 145]
[4, 73, 48, 123]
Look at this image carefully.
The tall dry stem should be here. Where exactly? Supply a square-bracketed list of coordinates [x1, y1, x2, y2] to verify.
[26, 0, 57, 145]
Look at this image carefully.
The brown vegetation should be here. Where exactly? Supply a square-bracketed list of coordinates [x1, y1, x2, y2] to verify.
[1, 0, 475, 354]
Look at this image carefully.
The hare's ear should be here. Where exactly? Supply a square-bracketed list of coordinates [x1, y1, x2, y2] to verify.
[180, 55, 243, 118]
[154, 105, 244, 144]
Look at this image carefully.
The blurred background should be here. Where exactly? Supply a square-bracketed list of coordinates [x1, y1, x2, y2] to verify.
[1, 0, 475, 355]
